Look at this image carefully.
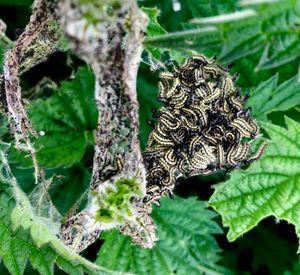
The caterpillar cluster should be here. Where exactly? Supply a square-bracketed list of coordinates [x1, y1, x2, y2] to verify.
[142, 55, 267, 205]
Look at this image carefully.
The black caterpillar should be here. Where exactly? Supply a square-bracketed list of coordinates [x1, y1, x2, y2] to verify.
[142, 55, 267, 205]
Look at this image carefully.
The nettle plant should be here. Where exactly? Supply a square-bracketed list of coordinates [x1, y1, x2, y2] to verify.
[0, 0, 300, 274]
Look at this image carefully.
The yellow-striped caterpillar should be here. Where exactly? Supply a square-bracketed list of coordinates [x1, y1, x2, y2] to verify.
[142, 54, 267, 204]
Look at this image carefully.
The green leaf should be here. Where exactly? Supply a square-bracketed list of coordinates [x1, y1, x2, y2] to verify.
[144, 26, 220, 53]
[142, 7, 219, 61]
[246, 74, 300, 121]
[208, 117, 300, 250]
[27, 66, 97, 168]
[143, 7, 167, 37]
[0, 189, 116, 275]
[145, 0, 300, 73]
[229, 50, 299, 88]
[0, 142, 120, 275]
[141, 0, 237, 33]
[185, 0, 239, 18]
[141, 1, 190, 32]
[0, 21, 13, 69]
[143, 5, 220, 54]
[193, 0, 300, 70]
[255, 1, 300, 71]
[0, 200, 29, 275]
[97, 197, 228, 275]
[142, 7, 169, 60]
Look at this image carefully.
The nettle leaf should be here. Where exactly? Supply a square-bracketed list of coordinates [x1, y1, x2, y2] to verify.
[0, 20, 13, 69]
[142, 7, 166, 61]
[144, 23, 220, 56]
[142, 0, 237, 50]
[143, 7, 167, 37]
[142, 7, 218, 62]
[145, 0, 300, 73]
[0, 193, 33, 275]
[230, 49, 299, 88]
[97, 197, 228, 275]
[0, 189, 116, 275]
[246, 74, 300, 122]
[27, 66, 97, 168]
[141, 0, 190, 32]
[185, 0, 238, 18]
[192, 0, 300, 69]
[0, 146, 114, 274]
[255, 1, 300, 71]
[208, 117, 300, 250]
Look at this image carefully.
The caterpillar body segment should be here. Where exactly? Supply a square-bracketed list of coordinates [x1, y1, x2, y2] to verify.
[231, 117, 259, 138]
[164, 149, 177, 166]
[148, 131, 175, 147]
[159, 71, 175, 80]
[159, 113, 181, 131]
[203, 66, 219, 78]
[195, 86, 208, 98]
[227, 143, 250, 166]
[169, 129, 187, 144]
[194, 68, 206, 85]
[192, 54, 212, 64]
[190, 104, 208, 126]
[247, 142, 268, 163]
[204, 87, 223, 104]
[223, 76, 234, 94]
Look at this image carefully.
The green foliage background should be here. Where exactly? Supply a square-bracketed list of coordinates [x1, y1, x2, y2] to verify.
[0, 0, 300, 274]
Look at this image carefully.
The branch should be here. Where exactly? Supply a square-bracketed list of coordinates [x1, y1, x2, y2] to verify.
[1, 0, 63, 182]
[58, 0, 157, 252]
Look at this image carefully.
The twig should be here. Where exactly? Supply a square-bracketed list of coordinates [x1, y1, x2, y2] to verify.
[58, 0, 157, 252]
[1, 0, 62, 183]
